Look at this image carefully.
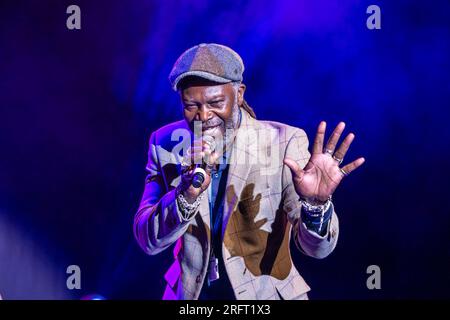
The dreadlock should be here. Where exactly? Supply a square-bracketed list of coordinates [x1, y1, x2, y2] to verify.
[241, 99, 256, 119]
[231, 81, 256, 119]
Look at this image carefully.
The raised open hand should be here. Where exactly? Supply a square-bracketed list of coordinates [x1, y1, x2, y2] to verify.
[284, 121, 365, 203]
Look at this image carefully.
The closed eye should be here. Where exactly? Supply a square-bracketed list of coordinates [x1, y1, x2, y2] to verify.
[183, 103, 198, 111]
[209, 100, 224, 107]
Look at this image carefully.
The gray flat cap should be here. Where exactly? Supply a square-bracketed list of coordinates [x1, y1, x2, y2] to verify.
[169, 43, 244, 91]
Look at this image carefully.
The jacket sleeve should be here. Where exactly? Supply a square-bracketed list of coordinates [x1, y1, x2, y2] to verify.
[282, 128, 339, 259]
[133, 132, 194, 256]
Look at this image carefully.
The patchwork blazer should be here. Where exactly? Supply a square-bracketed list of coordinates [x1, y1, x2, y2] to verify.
[134, 108, 339, 300]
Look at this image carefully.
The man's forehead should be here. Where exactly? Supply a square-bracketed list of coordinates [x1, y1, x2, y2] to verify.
[181, 82, 233, 99]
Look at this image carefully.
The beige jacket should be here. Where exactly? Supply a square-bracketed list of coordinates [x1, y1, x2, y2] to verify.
[134, 108, 339, 300]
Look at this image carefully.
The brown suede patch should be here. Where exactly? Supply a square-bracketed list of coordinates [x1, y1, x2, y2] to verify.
[223, 184, 292, 280]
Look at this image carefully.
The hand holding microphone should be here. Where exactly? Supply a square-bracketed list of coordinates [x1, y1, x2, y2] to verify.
[179, 135, 219, 203]
[191, 135, 216, 188]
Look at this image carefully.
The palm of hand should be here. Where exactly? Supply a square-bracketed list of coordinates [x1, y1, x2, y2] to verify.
[284, 121, 365, 203]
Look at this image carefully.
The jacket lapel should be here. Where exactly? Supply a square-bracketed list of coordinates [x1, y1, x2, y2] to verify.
[222, 109, 258, 238]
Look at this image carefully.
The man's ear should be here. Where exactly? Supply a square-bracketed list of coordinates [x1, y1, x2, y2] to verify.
[237, 83, 246, 106]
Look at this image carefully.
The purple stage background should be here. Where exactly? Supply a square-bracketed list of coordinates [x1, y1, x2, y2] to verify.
[1, 0, 449, 299]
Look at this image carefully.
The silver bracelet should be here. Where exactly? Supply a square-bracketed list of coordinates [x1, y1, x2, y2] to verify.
[300, 196, 332, 214]
[300, 196, 332, 233]
[176, 188, 204, 220]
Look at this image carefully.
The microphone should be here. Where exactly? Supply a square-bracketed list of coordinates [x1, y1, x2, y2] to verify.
[191, 135, 216, 188]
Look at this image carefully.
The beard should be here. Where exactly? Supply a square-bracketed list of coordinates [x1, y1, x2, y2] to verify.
[223, 103, 240, 149]
[198, 102, 240, 158]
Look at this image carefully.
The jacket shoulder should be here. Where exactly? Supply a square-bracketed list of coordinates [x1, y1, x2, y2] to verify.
[255, 119, 307, 142]
[150, 120, 189, 148]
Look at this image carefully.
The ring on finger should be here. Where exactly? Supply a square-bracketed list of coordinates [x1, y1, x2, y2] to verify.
[324, 148, 334, 156]
[339, 167, 349, 177]
[332, 155, 343, 165]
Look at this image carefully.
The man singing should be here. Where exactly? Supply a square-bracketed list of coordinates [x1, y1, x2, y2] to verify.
[134, 43, 365, 300]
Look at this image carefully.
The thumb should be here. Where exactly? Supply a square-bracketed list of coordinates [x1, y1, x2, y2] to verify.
[284, 158, 305, 181]
[209, 150, 220, 165]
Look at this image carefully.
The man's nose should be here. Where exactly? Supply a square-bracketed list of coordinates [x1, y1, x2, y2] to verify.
[196, 105, 212, 122]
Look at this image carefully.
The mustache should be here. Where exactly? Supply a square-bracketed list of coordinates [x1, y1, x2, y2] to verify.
[200, 119, 224, 128]
[191, 105, 239, 130]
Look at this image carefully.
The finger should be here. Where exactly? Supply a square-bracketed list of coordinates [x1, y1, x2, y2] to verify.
[193, 149, 216, 167]
[187, 149, 214, 167]
[340, 157, 365, 176]
[190, 148, 203, 156]
[312, 121, 326, 154]
[192, 149, 203, 165]
[204, 150, 218, 169]
[201, 150, 213, 164]
[325, 122, 345, 154]
[202, 139, 213, 148]
[283, 158, 305, 181]
[192, 142, 214, 153]
[204, 164, 213, 175]
[181, 168, 195, 182]
[208, 151, 220, 165]
[193, 140, 214, 152]
[190, 144, 207, 164]
[333, 133, 355, 161]
[203, 144, 214, 155]
[192, 140, 203, 151]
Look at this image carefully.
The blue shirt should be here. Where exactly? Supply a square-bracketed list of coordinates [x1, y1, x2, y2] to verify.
[199, 154, 235, 300]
